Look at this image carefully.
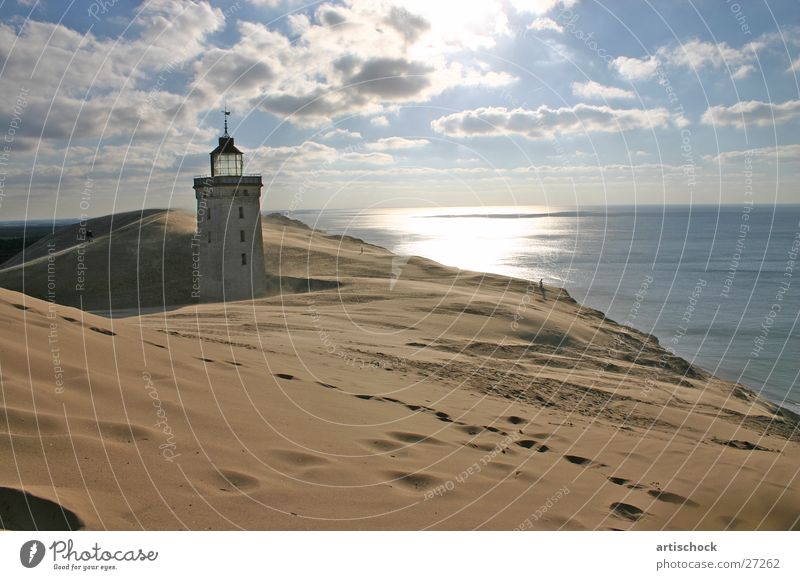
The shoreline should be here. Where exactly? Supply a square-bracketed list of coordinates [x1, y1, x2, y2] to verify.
[2, 208, 794, 418]
[0, 209, 798, 530]
[282, 207, 800, 418]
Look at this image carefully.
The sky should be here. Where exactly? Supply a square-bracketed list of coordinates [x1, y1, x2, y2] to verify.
[0, 0, 798, 219]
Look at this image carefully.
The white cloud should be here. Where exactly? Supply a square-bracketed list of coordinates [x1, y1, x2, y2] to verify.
[339, 151, 395, 164]
[710, 144, 800, 164]
[527, 17, 563, 33]
[249, 141, 339, 168]
[248, 140, 397, 168]
[611, 55, 660, 81]
[571, 80, 634, 101]
[365, 137, 429, 151]
[510, 0, 579, 15]
[370, 115, 391, 127]
[701, 100, 800, 128]
[613, 38, 764, 81]
[659, 39, 762, 76]
[732, 65, 755, 79]
[319, 128, 363, 140]
[431, 104, 678, 139]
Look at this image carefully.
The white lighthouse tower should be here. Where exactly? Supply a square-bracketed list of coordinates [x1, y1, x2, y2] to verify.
[193, 109, 267, 302]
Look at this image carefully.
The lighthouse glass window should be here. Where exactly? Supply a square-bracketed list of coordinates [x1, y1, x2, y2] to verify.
[213, 152, 243, 176]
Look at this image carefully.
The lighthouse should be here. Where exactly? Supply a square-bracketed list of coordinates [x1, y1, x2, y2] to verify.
[193, 109, 267, 302]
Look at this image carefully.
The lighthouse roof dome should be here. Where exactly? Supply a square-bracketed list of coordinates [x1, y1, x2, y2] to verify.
[211, 136, 242, 156]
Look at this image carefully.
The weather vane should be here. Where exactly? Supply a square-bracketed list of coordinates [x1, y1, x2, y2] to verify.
[222, 105, 230, 136]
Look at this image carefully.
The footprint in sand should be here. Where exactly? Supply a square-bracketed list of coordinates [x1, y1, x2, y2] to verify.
[89, 326, 116, 336]
[274, 373, 295, 380]
[214, 469, 260, 492]
[270, 449, 331, 471]
[388, 431, 444, 445]
[384, 471, 441, 492]
[515, 440, 550, 453]
[563, 455, 606, 468]
[647, 490, 699, 507]
[610, 502, 645, 521]
[713, 438, 772, 451]
[435, 411, 453, 423]
[359, 439, 404, 453]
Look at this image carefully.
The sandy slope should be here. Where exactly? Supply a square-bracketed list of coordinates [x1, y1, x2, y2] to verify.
[0, 211, 797, 530]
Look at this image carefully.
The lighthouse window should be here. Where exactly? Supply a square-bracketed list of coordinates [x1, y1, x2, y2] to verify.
[207, 207, 211, 220]
[241, 253, 247, 266]
[240, 230, 245, 242]
[208, 231, 211, 243]
[238, 206, 244, 219]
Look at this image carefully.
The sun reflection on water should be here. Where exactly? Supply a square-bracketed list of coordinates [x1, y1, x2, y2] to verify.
[373, 206, 568, 280]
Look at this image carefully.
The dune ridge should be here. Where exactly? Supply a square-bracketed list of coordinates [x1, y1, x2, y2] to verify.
[0, 210, 797, 530]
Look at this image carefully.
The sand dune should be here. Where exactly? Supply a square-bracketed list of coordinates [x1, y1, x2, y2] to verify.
[0, 211, 336, 311]
[0, 212, 797, 530]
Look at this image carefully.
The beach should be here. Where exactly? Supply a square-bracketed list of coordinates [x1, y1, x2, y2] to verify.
[0, 211, 797, 530]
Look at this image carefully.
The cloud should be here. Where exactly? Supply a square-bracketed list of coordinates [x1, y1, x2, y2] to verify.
[339, 151, 395, 164]
[194, 2, 515, 127]
[383, 5, 430, 44]
[510, 0, 579, 15]
[709, 144, 800, 164]
[370, 115, 391, 127]
[431, 104, 676, 139]
[0, 1, 224, 146]
[391, 0, 511, 50]
[701, 100, 800, 128]
[612, 38, 764, 81]
[248, 140, 399, 169]
[659, 39, 762, 76]
[319, 128, 363, 140]
[246, 141, 339, 169]
[571, 80, 634, 101]
[527, 17, 562, 33]
[611, 55, 660, 81]
[364, 137, 429, 151]
[346, 57, 434, 98]
[732, 64, 755, 79]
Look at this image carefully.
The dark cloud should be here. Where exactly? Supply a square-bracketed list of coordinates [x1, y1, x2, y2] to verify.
[384, 6, 430, 44]
[347, 57, 433, 98]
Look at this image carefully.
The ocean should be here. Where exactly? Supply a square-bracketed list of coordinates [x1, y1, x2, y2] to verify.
[291, 204, 800, 413]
